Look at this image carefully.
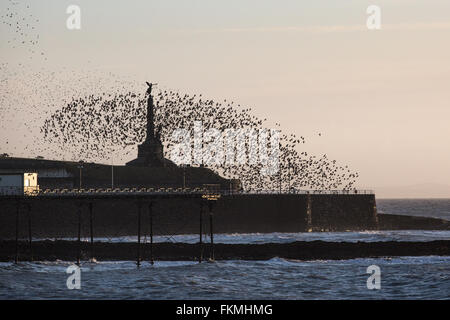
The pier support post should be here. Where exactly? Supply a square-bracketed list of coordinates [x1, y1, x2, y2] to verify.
[27, 203, 32, 261]
[208, 201, 214, 261]
[15, 201, 19, 264]
[89, 202, 94, 260]
[199, 201, 203, 263]
[137, 201, 142, 267]
[77, 203, 82, 266]
[149, 202, 154, 265]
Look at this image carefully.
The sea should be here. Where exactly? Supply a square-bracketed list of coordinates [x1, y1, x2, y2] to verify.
[0, 199, 449, 300]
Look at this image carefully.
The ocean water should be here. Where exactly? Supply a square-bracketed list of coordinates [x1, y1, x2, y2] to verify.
[0, 257, 448, 299]
[377, 198, 450, 220]
[70, 230, 450, 244]
[0, 199, 449, 300]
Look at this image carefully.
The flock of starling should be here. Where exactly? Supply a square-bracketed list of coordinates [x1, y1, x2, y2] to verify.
[41, 89, 359, 191]
[1, 0, 45, 60]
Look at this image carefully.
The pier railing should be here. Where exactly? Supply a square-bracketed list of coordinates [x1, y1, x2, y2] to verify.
[239, 189, 374, 195]
[0, 186, 374, 197]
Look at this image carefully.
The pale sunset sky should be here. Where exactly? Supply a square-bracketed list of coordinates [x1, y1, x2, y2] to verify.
[1, 0, 449, 197]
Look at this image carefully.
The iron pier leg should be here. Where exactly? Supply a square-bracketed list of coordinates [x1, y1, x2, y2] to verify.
[149, 202, 154, 265]
[89, 202, 94, 261]
[27, 203, 32, 261]
[199, 201, 203, 263]
[209, 201, 214, 261]
[15, 201, 19, 264]
[77, 203, 82, 266]
[137, 201, 141, 267]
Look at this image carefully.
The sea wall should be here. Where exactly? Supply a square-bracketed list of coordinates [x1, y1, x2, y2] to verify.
[309, 194, 378, 231]
[0, 194, 378, 239]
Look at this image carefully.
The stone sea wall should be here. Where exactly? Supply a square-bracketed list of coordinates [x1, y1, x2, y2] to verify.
[0, 194, 378, 239]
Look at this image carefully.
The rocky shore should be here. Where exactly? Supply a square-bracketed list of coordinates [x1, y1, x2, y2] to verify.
[1, 240, 448, 262]
[377, 213, 450, 230]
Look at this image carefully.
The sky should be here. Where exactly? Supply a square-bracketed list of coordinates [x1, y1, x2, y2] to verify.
[1, 0, 450, 198]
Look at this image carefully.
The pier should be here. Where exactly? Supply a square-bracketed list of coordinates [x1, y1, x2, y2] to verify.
[0, 187, 378, 264]
[0, 188, 449, 264]
[0, 187, 222, 265]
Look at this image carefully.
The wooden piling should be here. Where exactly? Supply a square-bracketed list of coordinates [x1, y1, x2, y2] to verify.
[149, 202, 154, 265]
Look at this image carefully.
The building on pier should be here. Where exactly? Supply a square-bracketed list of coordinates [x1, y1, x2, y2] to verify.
[0, 170, 39, 195]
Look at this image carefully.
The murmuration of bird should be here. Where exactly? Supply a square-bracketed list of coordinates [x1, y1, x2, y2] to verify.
[40, 89, 359, 191]
[1, 0, 46, 61]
